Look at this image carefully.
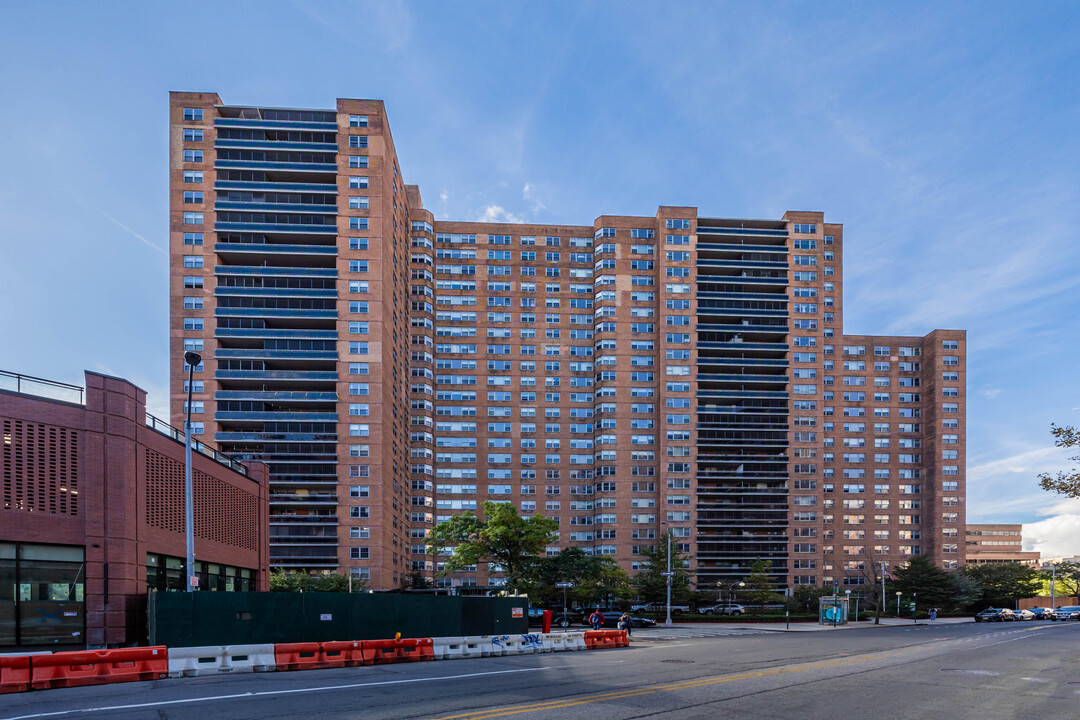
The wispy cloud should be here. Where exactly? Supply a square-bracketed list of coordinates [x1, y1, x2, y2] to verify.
[979, 388, 1003, 399]
[476, 205, 525, 224]
[99, 211, 165, 254]
[523, 182, 546, 213]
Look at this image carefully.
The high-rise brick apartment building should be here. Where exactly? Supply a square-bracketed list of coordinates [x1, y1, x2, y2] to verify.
[170, 92, 967, 591]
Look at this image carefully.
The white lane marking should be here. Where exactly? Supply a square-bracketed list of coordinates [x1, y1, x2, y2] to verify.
[0, 667, 552, 720]
[1022, 677, 1051, 683]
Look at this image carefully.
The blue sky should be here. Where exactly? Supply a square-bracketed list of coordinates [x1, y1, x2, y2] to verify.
[2, 1, 1078, 555]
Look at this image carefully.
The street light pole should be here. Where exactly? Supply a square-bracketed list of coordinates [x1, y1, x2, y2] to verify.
[665, 532, 673, 627]
[183, 351, 201, 593]
[896, 590, 902, 616]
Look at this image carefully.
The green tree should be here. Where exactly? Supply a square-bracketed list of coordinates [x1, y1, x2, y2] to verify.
[892, 555, 955, 608]
[1037, 424, 1080, 498]
[786, 585, 828, 614]
[741, 560, 784, 612]
[407, 572, 433, 590]
[517, 547, 628, 607]
[1041, 561, 1080, 598]
[270, 569, 361, 592]
[427, 501, 558, 590]
[962, 562, 1042, 607]
[631, 531, 694, 604]
[951, 570, 983, 610]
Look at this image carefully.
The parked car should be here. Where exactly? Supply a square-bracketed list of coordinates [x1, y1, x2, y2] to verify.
[974, 607, 1015, 622]
[1028, 607, 1056, 620]
[582, 611, 656, 629]
[697, 603, 746, 616]
[1014, 608, 1035, 621]
[630, 601, 689, 616]
[528, 608, 579, 628]
[1053, 606, 1080, 620]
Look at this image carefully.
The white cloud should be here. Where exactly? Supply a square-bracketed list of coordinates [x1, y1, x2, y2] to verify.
[979, 388, 1003, 399]
[1023, 514, 1080, 558]
[439, 189, 449, 204]
[477, 205, 525, 224]
[523, 182, 546, 213]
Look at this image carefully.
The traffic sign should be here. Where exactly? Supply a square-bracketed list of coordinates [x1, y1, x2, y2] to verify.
[661, 571, 675, 577]
[555, 582, 574, 588]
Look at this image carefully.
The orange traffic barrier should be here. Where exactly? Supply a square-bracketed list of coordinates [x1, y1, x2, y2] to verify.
[274, 642, 329, 672]
[584, 630, 625, 649]
[320, 641, 366, 668]
[1, 655, 31, 694]
[361, 637, 435, 664]
[30, 646, 168, 690]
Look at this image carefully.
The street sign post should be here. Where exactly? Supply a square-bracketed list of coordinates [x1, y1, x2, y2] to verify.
[555, 582, 574, 617]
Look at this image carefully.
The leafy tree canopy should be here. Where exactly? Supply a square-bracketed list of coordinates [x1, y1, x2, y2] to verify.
[741, 560, 785, 610]
[1038, 424, 1080, 498]
[518, 547, 630, 608]
[631, 531, 694, 605]
[892, 555, 956, 608]
[427, 501, 557, 589]
[961, 562, 1042, 607]
[269, 569, 359, 593]
[1041, 561, 1080, 598]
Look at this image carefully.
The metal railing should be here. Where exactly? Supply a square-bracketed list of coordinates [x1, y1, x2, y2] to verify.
[0, 370, 84, 404]
[145, 413, 248, 476]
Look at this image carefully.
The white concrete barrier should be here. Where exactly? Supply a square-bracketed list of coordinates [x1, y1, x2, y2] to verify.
[562, 631, 588, 651]
[434, 636, 466, 660]
[520, 633, 547, 653]
[539, 633, 566, 652]
[221, 644, 276, 673]
[167, 645, 227, 678]
[461, 636, 495, 658]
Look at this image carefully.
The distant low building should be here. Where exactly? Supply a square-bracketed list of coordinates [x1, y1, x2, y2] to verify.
[964, 524, 1040, 565]
[1, 369, 269, 650]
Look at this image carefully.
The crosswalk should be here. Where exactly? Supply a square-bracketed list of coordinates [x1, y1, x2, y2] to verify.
[635, 626, 769, 640]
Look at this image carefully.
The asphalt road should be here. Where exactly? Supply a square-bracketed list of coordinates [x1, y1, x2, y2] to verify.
[2, 622, 1077, 720]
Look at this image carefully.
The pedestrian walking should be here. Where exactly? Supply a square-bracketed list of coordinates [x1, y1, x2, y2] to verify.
[618, 612, 632, 637]
[929, 608, 937, 621]
[589, 610, 603, 630]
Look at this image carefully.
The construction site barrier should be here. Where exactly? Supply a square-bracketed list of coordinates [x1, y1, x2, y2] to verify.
[433, 637, 466, 660]
[1, 655, 31, 694]
[320, 641, 366, 668]
[361, 637, 435, 664]
[491, 635, 532, 656]
[521, 633, 548, 653]
[30, 646, 168, 690]
[538, 633, 565, 653]
[583, 629, 626, 650]
[560, 631, 588, 651]
[274, 642, 332, 672]
[460, 636, 494, 658]
[168, 644, 279, 677]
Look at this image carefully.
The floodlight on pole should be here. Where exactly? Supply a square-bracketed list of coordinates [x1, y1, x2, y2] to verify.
[183, 350, 202, 593]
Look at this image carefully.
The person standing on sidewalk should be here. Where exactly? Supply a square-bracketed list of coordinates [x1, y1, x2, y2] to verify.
[930, 608, 937, 621]
[589, 610, 604, 630]
[618, 612, 632, 637]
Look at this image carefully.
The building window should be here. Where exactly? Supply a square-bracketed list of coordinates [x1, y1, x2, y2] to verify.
[183, 128, 203, 142]
[183, 108, 203, 121]
[349, 115, 369, 127]
[348, 156, 369, 168]
[348, 135, 368, 148]
[183, 232, 203, 245]
[183, 212, 203, 225]
[183, 255, 203, 268]
[182, 149, 203, 163]
[183, 170, 203, 183]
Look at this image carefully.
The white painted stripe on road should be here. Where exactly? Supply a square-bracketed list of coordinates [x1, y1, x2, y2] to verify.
[0, 667, 552, 720]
